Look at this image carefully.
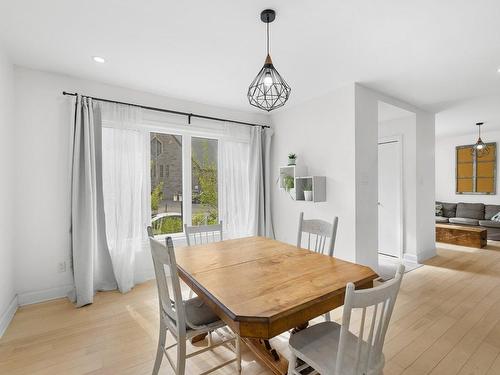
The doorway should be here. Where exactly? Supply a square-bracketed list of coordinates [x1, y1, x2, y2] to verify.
[378, 138, 403, 258]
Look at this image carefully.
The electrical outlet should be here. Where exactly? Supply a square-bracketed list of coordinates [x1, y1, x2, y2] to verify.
[58, 261, 67, 273]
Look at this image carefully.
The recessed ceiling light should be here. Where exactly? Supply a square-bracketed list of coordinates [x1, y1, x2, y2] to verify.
[497, 67, 500, 73]
[92, 56, 106, 64]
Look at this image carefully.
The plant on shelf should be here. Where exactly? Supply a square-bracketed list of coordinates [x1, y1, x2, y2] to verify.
[288, 153, 297, 166]
[283, 175, 295, 191]
[303, 180, 313, 201]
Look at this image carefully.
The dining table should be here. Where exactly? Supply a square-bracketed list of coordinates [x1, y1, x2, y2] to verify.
[175, 236, 378, 375]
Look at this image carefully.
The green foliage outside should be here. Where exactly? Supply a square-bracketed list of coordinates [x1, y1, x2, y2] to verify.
[192, 140, 218, 226]
[151, 181, 163, 212]
[154, 216, 183, 235]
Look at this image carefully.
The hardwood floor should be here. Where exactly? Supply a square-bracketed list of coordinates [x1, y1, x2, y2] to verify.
[2, 241, 500, 374]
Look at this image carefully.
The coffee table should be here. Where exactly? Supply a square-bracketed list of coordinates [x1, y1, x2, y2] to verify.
[436, 224, 487, 248]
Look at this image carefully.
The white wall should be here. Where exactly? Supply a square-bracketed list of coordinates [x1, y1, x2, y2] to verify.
[436, 95, 500, 204]
[271, 84, 436, 269]
[354, 85, 435, 265]
[436, 129, 500, 204]
[379, 115, 418, 257]
[270, 85, 358, 264]
[0, 48, 16, 335]
[13, 66, 268, 305]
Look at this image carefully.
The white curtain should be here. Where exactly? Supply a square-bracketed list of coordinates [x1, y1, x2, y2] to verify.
[70, 96, 116, 307]
[219, 140, 251, 239]
[219, 126, 274, 239]
[100, 103, 151, 293]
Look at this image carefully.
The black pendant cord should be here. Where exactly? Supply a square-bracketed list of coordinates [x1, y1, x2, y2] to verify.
[62, 91, 270, 129]
[266, 20, 270, 56]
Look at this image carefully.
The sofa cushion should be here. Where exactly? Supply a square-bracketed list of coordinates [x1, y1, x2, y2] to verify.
[438, 202, 457, 218]
[435, 216, 449, 223]
[455, 203, 485, 220]
[449, 217, 479, 226]
[485, 205, 500, 220]
[479, 220, 500, 228]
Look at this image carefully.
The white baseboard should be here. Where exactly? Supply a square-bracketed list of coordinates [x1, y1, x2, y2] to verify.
[135, 269, 156, 284]
[17, 284, 74, 306]
[403, 247, 437, 264]
[0, 295, 18, 338]
[416, 247, 437, 263]
[403, 253, 418, 263]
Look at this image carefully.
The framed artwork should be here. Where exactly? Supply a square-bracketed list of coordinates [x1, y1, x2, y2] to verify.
[456, 142, 496, 194]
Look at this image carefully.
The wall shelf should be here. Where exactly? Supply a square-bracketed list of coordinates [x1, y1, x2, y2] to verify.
[279, 165, 306, 199]
[295, 176, 326, 202]
[279, 164, 326, 202]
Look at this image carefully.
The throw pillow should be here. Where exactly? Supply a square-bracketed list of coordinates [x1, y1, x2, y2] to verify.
[435, 203, 443, 217]
[492, 212, 500, 222]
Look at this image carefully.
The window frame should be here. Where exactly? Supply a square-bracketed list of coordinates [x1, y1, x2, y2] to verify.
[149, 130, 220, 239]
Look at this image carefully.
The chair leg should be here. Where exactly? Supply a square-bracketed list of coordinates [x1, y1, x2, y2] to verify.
[176, 339, 187, 375]
[288, 352, 297, 375]
[324, 311, 331, 322]
[207, 330, 212, 346]
[236, 335, 242, 373]
[153, 322, 167, 375]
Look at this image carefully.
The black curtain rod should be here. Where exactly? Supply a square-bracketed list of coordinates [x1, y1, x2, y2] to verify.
[62, 91, 270, 129]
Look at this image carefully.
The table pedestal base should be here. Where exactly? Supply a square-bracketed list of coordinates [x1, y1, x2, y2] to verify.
[242, 338, 289, 375]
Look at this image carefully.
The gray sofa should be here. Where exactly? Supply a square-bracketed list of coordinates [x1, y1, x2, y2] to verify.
[436, 202, 500, 240]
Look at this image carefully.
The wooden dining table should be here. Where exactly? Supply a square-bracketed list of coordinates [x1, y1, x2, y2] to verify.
[175, 236, 378, 375]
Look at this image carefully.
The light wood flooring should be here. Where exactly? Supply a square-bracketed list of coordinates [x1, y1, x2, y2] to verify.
[2, 241, 500, 374]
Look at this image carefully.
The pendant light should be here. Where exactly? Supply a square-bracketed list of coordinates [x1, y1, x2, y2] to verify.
[471, 122, 489, 158]
[247, 9, 291, 112]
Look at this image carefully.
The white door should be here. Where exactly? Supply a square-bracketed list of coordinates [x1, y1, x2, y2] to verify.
[378, 140, 402, 258]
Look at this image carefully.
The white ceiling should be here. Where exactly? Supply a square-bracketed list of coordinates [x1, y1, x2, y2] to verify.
[2, 0, 500, 114]
[436, 95, 500, 137]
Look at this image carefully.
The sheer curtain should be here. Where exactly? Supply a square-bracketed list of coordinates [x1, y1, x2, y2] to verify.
[100, 103, 151, 293]
[219, 125, 274, 239]
[219, 140, 251, 238]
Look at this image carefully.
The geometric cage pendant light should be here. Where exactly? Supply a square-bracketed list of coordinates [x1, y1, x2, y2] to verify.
[247, 9, 291, 112]
[471, 122, 490, 158]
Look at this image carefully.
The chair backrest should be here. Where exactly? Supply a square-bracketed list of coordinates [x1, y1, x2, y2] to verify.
[297, 212, 338, 257]
[336, 264, 405, 375]
[147, 226, 186, 338]
[184, 221, 223, 246]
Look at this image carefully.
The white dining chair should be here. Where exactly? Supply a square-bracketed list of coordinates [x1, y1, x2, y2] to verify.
[184, 221, 223, 246]
[147, 227, 241, 375]
[184, 222, 223, 299]
[297, 212, 338, 321]
[288, 264, 405, 375]
[297, 212, 338, 257]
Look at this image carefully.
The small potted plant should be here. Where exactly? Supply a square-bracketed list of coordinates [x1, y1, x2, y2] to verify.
[283, 175, 295, 192]
[288, 153, 297, 166]
[303, 181, 313, 201]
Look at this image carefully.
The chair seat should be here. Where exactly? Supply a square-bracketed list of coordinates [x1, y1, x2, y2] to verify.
[184, 297, 220, 327]
[163, 296, 221, 331]
[289, 322, 384, 375]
